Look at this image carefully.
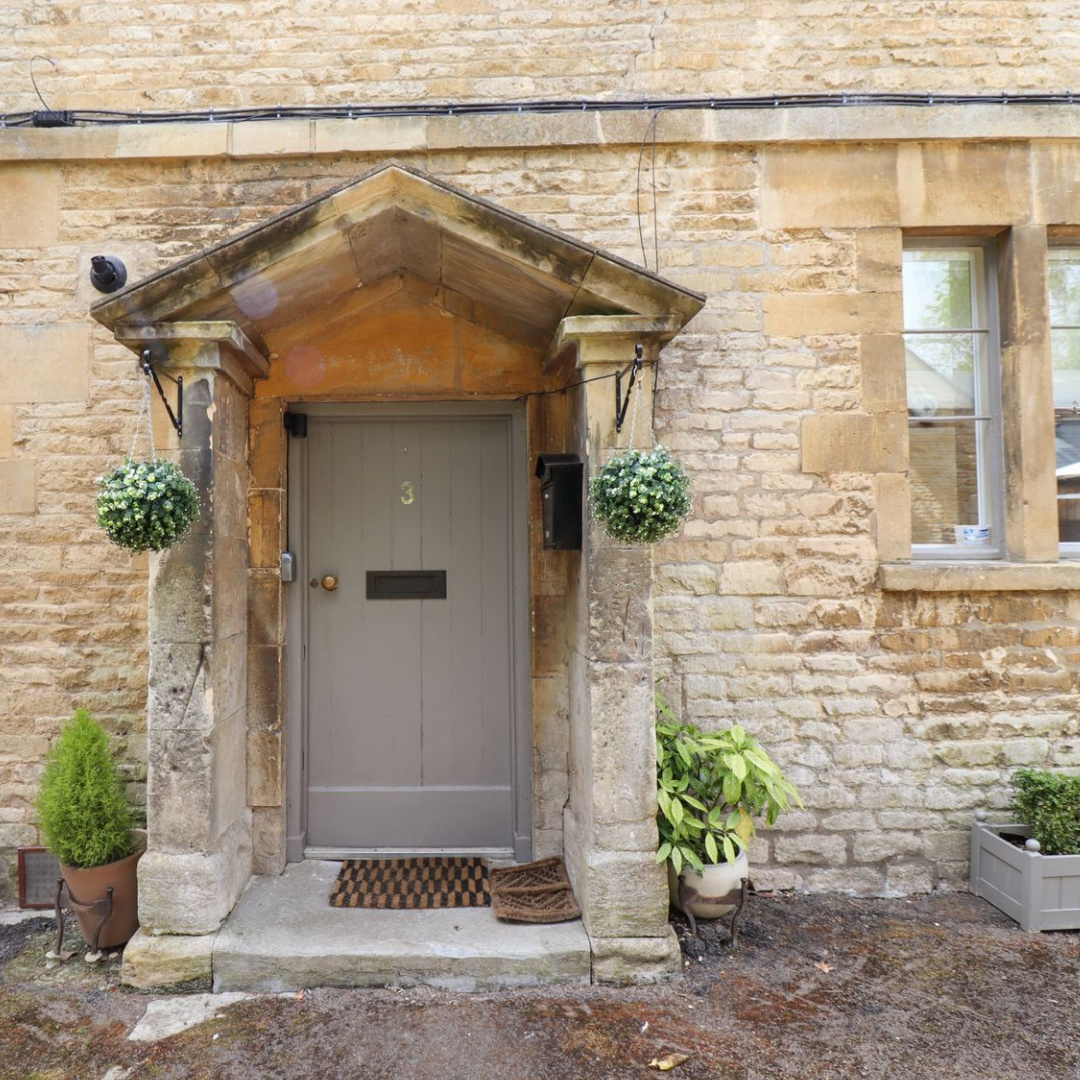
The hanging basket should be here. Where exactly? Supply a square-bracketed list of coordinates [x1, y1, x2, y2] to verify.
[95, 458, 199, 553]
[589, 445, 691, 544]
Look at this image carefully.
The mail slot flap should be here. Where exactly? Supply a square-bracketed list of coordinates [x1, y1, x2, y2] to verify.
[366, 570, 447, 600]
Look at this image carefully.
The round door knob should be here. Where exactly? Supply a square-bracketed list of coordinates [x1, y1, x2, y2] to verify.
[320, 574, 339, 591]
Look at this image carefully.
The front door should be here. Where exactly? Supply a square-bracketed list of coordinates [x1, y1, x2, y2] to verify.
[300, 409, 524, 856]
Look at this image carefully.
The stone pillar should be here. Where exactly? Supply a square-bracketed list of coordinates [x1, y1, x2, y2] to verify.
[119, 322, 269, 937]
[552, 315, 684, 984]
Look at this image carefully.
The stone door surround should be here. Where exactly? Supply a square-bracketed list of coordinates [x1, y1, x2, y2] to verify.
[89, 161, 704, 984]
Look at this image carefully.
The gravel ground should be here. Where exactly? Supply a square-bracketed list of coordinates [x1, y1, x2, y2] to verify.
[1, 891, 1078, 1080]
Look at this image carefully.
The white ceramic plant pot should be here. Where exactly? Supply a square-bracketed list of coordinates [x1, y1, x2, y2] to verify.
[668, 851, 750, 919]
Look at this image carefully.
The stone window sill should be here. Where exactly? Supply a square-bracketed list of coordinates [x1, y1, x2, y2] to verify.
[879, 561, 1080, 592]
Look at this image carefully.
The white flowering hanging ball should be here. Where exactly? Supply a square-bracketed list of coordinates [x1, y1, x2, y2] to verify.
[589, 445, 692, 544]
[95, 459, 200, 553]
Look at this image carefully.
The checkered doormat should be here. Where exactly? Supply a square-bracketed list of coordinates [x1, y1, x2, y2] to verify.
[329, 856, 490, 909]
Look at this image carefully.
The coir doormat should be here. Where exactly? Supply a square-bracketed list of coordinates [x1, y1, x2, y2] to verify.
[490, 856, 581, 924]
[329, 856, 490, 909]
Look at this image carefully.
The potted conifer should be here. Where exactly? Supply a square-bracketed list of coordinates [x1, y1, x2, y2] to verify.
[36, 710, 144, 950]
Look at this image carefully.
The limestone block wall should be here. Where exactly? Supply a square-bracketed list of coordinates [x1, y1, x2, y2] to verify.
[3, 1, 1080, 114]
[0, 166, 152, 902]
[6, 116, 1080, 900]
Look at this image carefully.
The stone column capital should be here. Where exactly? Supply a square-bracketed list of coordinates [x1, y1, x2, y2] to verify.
[549, 314, 682, 369]
[116, 320, 269, 397]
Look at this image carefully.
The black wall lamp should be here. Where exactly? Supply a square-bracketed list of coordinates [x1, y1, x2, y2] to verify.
[89, 255, 127, 294]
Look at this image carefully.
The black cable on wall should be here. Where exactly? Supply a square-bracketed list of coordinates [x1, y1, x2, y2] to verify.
[3, 90, 1079, 129]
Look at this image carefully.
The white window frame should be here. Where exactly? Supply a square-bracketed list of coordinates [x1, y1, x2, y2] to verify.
[902, 240, 1005, 560]
[1047, 246, 1080, 559]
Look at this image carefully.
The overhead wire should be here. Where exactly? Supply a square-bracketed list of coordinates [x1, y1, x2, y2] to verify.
[4, 90, 1080, 128]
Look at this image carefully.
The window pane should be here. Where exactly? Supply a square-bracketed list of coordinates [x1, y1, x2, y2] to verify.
[909, 418, 986, 544]
[1056, 417, 1080, 544]
[902, 250, 978, 331]
[1052, 329, 1080, 410]
[1048, 249, 1080, 325]
[905, 333, 980, 417]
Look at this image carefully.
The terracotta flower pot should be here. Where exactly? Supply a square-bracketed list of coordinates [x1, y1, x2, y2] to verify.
[60, 837, 144, 950]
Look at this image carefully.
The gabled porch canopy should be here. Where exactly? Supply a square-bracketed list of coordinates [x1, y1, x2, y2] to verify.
[90, 160, 704, 370]
[90, 161, 705, 988]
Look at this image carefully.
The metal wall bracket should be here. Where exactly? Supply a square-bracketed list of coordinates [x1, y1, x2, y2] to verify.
[614, 343, 644, 434]
[140, 348, 183, 440]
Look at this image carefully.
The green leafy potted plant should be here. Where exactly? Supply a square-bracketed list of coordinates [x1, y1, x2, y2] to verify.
[655, 699, 801, 920]
[971, 768, 1080, 931]
[36, 709, 144, 949]
[95, 458, 199, 553]
[589, 446, 691, 543]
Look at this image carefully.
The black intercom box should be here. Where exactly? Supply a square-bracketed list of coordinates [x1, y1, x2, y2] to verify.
[535, 453, 584, 550]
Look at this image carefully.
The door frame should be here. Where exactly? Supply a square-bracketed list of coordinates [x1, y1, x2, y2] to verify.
[284, 401, 533, 863]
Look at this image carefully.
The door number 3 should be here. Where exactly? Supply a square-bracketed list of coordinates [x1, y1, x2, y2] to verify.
[400, 481, 415, 505]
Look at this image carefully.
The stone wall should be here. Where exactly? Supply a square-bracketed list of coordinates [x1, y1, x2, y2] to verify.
[5, 114, 1080, 900]
[3, 1, 1079, 114]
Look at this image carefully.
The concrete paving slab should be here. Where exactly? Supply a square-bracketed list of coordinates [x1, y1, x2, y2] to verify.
[212, 861, 592, 992]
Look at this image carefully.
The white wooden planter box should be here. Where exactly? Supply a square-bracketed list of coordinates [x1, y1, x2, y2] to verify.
[970, 818, 1080, 931]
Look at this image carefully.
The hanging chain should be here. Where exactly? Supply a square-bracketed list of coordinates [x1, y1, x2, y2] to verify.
[128, 376, 155, 461]
[628, 355, 650, 451]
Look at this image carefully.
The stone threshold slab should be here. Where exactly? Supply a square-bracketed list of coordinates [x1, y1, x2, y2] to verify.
[212, 860, 592, 993]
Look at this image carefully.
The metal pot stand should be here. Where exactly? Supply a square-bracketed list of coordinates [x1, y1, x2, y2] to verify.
[46, 876, 114, 965]
[678, 874, 751, 943]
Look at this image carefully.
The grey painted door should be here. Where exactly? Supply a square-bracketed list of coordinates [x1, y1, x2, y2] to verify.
[306, 416, 515, 851]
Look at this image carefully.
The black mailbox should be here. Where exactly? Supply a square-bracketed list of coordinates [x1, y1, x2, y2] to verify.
[535, 453, 584, 550]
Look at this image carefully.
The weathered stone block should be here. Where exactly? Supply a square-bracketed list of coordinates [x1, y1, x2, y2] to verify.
[232, 119, 313, 157]
[761, 146, 899, 228]
[0, 326, 90, 405]
[248, 489, 284, 570]
[248, 398, 286, 489]
[802, 867, 884, 894]
[248, 570, 284, 647]
[856, 229, 903, 293]
[575, 849, 670, 940]
[247, 644, 285, 732]
[897, 142, 1033, 226]
[860, 334, 906, 412]
[150, 539, 213, 645]
[883, 862, 934, 896]
[773, 834, 848, 865]
[719, 560, 784, 595]
[148, 643, 211, 731]
[212, 538, 249, 643]
[801, 412, 906, 474]
[764, 292, 901, 338]
[0, 164, 59, 247]
[588, 662, 656, 827]
[0, 407, 13, 457]
[247, 728, 283, 807]
[874, 472, 911, 561]
[854, 833, 926, 863]
[138, 819, 251, 935]
[588, 547, 652, 662]
[251, 806, 287, 876]
[590, 931, 682, 985]
[0, 459, 35, 514]
[121, 928, 215, 990]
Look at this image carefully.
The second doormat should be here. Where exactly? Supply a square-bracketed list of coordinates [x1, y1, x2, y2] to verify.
[490, 856, 581, 924]
[329, 856, 490, 909]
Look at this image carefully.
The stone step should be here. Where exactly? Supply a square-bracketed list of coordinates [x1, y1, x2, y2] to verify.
[212, 861, 593, 992]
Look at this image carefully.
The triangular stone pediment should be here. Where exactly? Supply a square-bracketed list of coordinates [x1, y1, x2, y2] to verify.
[90, 162, 704, 363]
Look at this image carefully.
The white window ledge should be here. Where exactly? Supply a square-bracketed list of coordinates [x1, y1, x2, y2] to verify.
[880, 561, 1080, 592]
